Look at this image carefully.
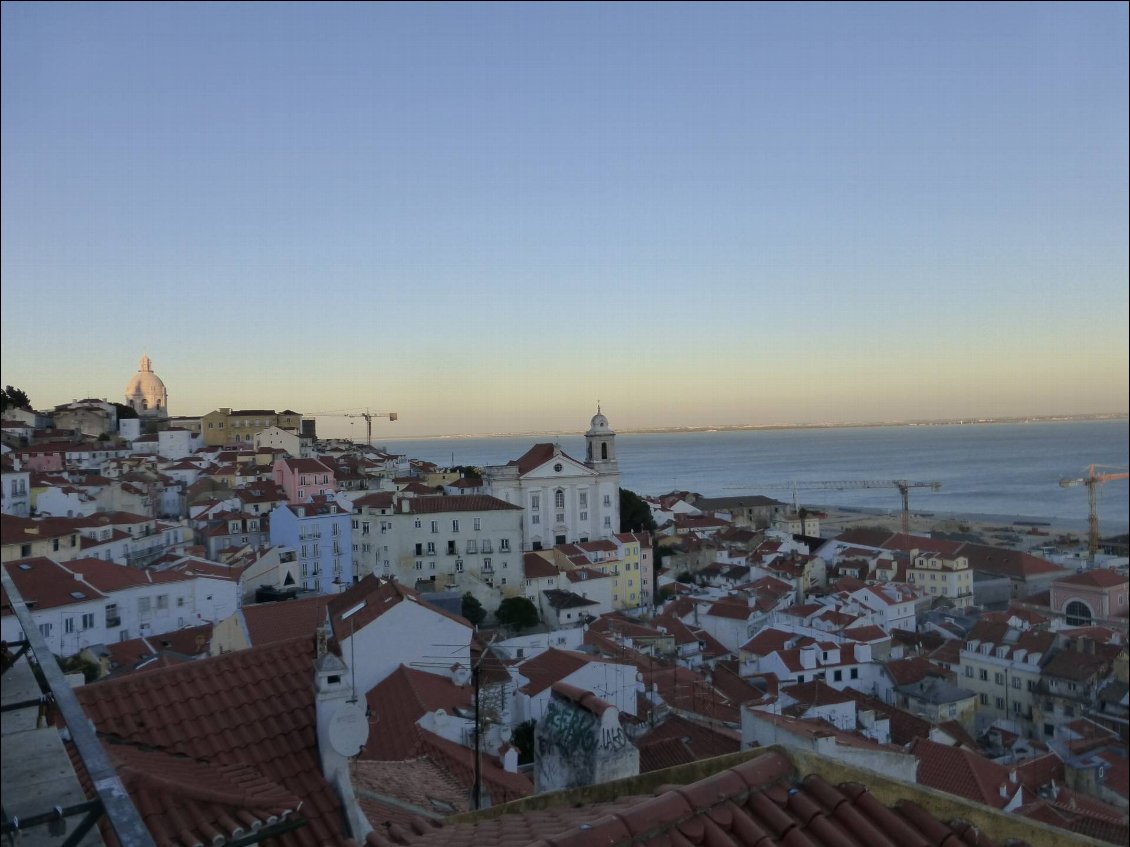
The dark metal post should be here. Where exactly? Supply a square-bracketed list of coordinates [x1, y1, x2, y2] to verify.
[472, 662, 482, 810]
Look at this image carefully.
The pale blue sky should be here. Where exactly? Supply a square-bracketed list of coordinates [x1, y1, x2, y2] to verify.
[2, 2, 1127, 437]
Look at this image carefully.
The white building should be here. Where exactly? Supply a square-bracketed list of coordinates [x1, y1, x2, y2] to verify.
[124, 353, 169, 419]
[349, 493, 524, 605]
[327, 576, 472, 694]
[483, 409, 621, 550]
[1, 555, 239, 656]
[2, 466, 32, 516]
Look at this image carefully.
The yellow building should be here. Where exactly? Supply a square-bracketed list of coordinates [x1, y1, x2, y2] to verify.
[907, 549, 974, 604]
[200, 408, 303, 447]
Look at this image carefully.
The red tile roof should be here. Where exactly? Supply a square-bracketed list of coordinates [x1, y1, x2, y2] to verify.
[242, 594, 335, 645]
[516, 648, 618, 696]
[400, 495, 521, 514]
[1055, 569, 1128, 588]
[75, 636, 347, 847]
[366, 749, 1026, 847]
[635, 713, 740, 773]
[327, 575, 471, 642]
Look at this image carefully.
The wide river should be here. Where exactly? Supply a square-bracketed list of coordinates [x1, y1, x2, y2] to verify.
[382, 420, 1129, 533]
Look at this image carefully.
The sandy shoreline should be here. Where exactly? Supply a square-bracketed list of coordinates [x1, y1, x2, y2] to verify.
[813, 504, 1126, 552]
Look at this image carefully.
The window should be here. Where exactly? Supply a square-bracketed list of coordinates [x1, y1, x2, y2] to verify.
[532, 515, 540, 525]
[833, 670, 842, 682]
[555, 490, 565, 509]
[473, 517, 481, 531]
[483, 557, 493, 571]
[579, 492, 587, 508]
[82, 613, 95, 630]
[455, 560, 464, 572]
[138, 597, 152, 618]
[415, 543, 423, 556]
[414, 519, 422, 528]
[531, 495, 540, 510]
[362, 521, 370, 535]
[157, 595, 169, 611]
[603, 494, 611, 507]
[415, 561, 423, 571]
[332, 523, 340, 536]
[426, 542, 436, 555]
[39, 623, 53, 637]
[580, 511, 588, 520]
[994, 672, 1004, 686]
[603, 517, 611, 528]
[995, 697, 1005, 710]
[500, 539, 510, 551]
[1012, 677, 1021, 689]
[106, 604, 120, 627]
[446, 541, 456, 555]
[980, 693, 989, 705]
[431, 521, 438, 533]
[979, 669, 988, 681]
[65, 617, 75, 634]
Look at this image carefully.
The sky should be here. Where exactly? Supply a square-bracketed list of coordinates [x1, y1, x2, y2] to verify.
[2, 2, 1127, 439]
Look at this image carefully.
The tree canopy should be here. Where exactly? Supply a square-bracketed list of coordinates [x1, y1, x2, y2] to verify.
[1, 385, 30, 412]
[495, 596, 539, 632]
[461, 592, 486, 627]
[620, 487, 658, 534]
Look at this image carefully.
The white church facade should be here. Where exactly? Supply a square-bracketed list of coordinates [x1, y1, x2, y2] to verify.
[482, 409, 620, 550]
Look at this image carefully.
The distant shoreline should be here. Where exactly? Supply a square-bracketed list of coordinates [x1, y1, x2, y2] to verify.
[385, 413, 1127, 442]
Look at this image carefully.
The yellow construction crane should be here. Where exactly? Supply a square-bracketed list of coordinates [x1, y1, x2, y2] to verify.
[729, 479, 942, 540]
[310, 408, 398, 446]
[1059, 464, 1129, 561]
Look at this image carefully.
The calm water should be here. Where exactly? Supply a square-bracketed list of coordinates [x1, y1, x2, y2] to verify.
[382, 420, 1129, 532]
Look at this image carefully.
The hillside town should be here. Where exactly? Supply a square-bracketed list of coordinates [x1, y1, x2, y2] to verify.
[1, 362, 1128, 847]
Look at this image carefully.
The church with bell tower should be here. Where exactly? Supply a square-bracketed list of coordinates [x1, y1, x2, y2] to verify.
[482, 408, 621, 550]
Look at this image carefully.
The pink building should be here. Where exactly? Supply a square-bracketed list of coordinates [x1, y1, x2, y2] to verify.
[272, 457, 336, 504]
[1050, 570, 1129, 626]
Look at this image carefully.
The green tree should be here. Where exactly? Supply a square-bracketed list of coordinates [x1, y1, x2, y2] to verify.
[620, 487, 657, 533]
[110, 401, 139, 420]
[511, 719, 536, 765]
[461, 592, 486, 627]
[495, 596, 539, 632]
[1, 385, 30, 412]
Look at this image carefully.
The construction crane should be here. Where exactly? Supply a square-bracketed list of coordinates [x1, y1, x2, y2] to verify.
[310, 408, 398, 446]
[1059, 464, 1129, 562]
[728, 479, 942, 540]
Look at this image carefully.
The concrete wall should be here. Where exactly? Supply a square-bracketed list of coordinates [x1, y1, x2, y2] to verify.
[534, 693, 638, 792]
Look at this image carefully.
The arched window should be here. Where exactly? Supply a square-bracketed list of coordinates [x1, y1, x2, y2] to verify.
[1065, 600, 1092, 627]
[555, 489, 565, 509]
[601, 442, 608, 460]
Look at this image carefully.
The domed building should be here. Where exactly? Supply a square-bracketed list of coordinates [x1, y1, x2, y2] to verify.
[124, 354, 169, 418]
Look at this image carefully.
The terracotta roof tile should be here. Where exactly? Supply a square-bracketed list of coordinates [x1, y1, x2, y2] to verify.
[75, 636, 345, 847]
[371, 748, 1033, 847]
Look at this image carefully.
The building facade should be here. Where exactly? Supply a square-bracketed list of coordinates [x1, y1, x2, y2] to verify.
[483, 409, 621, 550]
[268, 498, 353, 594]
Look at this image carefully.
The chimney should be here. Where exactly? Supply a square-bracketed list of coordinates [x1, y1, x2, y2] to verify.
[799, 644, 818, 670]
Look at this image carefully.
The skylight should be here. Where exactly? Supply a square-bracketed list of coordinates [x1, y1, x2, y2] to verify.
[340, 601, 366, 620]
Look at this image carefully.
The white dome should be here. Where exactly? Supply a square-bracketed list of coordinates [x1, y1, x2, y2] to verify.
[125, 354, 168, 416]
[587, 407, 613, 434]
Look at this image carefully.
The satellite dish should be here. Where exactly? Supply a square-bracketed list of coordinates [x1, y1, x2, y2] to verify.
[327, 702, 369, 757]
